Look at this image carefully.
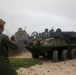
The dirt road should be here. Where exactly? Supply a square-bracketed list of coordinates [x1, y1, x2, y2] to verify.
[17, 51, 76, 75]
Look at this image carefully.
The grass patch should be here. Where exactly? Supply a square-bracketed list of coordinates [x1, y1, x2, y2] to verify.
[10, 58, 42, 69]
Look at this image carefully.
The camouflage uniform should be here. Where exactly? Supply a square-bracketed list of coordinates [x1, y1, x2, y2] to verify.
[0, 33, 18, 75]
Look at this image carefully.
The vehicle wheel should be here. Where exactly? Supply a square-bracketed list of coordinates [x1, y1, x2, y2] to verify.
[61, 50, 68, 61]
[32, 53, 39, 59]
[52, 50, 58, 62]
[69, 49, 76, 59]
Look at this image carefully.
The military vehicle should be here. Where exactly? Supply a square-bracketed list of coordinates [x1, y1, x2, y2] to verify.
[24, 28, 76, 62]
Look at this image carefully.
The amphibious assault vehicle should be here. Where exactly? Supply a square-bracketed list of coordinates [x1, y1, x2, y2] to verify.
[24, 28, 76, 62]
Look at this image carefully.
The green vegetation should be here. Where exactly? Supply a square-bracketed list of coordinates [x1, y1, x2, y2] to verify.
[10, 58, 42, 69]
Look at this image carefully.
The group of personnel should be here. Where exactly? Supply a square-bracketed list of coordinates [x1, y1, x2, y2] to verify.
[0, 19, 18, 75]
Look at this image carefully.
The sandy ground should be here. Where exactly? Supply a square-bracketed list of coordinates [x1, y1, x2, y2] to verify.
[15, 50, 76, 75]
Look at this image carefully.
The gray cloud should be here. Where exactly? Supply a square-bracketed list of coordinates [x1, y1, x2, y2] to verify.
[0, 0, 76, 36]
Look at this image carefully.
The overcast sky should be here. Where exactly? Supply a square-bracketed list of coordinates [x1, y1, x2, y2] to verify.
[0, 0, 76, 36]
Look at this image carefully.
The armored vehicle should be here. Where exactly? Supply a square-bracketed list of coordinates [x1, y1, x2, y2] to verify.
[25, 28, 76, 62]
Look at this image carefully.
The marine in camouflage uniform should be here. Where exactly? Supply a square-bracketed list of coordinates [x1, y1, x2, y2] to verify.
[0, 19, 18, 75]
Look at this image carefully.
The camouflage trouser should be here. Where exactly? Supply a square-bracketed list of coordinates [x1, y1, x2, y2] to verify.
[0, 59, 18, 75]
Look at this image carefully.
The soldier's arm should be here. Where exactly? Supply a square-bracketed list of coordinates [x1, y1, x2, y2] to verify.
[3, 35, 18, 49]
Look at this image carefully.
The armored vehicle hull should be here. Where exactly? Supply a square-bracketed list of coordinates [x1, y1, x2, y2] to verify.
[25, 29, 76, 62]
